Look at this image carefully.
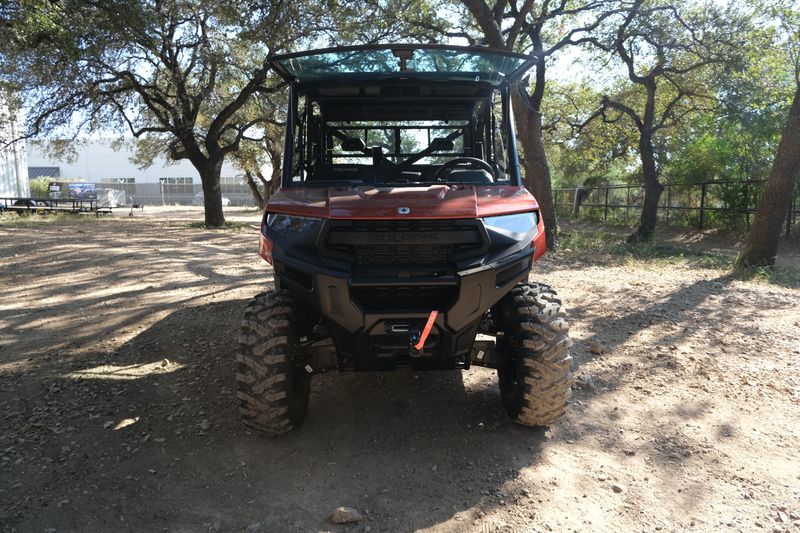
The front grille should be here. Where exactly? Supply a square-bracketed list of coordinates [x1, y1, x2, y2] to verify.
[353, 244, 450, 265]
[323, 219, 485, 267]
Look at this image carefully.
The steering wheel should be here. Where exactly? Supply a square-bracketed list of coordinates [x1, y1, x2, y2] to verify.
[433, 157, 495, 181]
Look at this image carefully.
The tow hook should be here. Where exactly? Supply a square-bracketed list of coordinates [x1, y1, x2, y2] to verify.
[409, 328, 422, 355]
[410, 310, 439, 355]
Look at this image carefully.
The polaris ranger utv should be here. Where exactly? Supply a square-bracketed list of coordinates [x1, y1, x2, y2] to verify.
[238, 45, 573, 435]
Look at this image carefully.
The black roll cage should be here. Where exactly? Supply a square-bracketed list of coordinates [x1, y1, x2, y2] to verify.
[281, 83, 523, 187]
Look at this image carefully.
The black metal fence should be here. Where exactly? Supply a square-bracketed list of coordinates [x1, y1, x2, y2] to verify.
[554, 180, 800, 236]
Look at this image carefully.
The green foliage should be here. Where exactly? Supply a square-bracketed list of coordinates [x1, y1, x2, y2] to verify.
[544, 81, 641, 188]
[28, 177, 51, 199]
[544, 0, 798, 238]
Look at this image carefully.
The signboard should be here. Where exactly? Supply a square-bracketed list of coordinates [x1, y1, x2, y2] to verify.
[48, 183, 61, 199]
[67, 183, 97, 200]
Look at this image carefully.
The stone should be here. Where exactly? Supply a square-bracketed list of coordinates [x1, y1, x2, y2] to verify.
[589, 341, 606, 354]
[612, 483, 625, 493]
[331, 507, 362, 524]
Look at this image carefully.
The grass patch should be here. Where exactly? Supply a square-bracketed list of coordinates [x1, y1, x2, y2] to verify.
[731, 260, 800, 288]
[185, 220, 255, 232]
[555, 229, 732, 269]
[555, 228, 799, 287]
[0, 211, 108, 227]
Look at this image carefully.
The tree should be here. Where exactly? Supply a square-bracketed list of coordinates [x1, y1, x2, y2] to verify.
[226, 0, 446, 209]
[1, 0, 445, 226]
[232, 114, 285, 210]
[453, 0, 622, 249]
[0, 0, 311, 226]
[740, 2, 800, 267]
[544, 80, 639, 188]
[582, 0, 743, 242]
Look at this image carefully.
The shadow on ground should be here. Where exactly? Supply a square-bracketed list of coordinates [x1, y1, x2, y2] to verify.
[2, 298, 550, 531]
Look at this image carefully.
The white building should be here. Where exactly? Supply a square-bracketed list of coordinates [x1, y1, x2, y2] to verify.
[27, 139, 256, 205]
[0, 101, 29, 198]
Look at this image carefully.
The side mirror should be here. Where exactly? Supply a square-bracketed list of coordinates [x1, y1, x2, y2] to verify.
[430, 137, 455, 151]
[341, 137, 365, 152]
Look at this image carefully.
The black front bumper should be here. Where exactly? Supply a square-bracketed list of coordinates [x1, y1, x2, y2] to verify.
[273, 244, 533, 371]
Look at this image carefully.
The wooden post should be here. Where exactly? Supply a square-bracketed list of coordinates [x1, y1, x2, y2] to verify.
[604, 187, 609, 221]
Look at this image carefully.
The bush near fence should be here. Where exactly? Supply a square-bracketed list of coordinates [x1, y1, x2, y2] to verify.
[554, 180, 800, 236]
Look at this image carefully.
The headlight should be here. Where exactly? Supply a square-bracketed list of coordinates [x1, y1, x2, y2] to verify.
[265, 213, 323, 236]
[482, 212, 538, 238]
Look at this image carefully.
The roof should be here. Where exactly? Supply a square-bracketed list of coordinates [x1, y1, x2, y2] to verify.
[270, 44, 536, 87]
[28, 167, 60, 179]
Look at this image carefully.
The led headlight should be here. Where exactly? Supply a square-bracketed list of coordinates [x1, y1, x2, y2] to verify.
[265, 213, 323, 235]
[482, 212, 538, 238]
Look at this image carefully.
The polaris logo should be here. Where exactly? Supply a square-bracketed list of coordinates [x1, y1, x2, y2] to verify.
[397, 207, 411, 215]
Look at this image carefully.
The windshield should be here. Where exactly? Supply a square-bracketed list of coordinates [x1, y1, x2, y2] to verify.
[272, 45, 533, 87]
[328, 121, 466, 165]
[285, 87, 517, 187]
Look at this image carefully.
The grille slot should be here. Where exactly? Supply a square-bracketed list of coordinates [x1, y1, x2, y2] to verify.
[351, 285, 457, 311]
[354, 243, 450, 265]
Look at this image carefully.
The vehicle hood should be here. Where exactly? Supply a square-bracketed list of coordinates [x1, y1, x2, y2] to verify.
[265, 185, 539, 219]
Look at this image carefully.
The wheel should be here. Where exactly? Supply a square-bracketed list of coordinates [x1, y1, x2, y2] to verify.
[13, 199, 35, 216]
[495, 282, 573, 427]
[236, 290, 311, 435]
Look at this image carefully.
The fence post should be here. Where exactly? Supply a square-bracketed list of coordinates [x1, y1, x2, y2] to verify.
[626, 186, 631, 221]
[699, 182, 707, 230]
[604, 187, 609, 221]
[744, 181, 751, 231]
[665, 184, 671, 225]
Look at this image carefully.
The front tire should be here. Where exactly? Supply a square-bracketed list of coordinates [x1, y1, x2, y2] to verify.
[496, 282, 573, 427]
[236, 290, 311, 436]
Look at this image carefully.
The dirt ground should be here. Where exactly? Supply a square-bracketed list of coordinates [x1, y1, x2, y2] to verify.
[1, 208, 799, 533]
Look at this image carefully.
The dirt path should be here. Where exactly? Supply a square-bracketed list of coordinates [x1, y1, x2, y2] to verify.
[1, 217, 799, 532]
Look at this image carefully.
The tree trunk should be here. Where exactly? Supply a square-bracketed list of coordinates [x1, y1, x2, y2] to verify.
[200, 159, 225, 227]
[741, 87, 800, 267]
[244, 171, 267, 209]
[266, 147, 283, 199]
[629, 132, 664, 243]
[512, 86, 559, 250]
